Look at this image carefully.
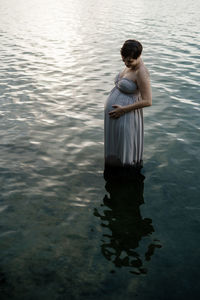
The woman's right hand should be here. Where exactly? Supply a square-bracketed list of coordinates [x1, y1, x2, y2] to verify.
[109, 105, 125, 119]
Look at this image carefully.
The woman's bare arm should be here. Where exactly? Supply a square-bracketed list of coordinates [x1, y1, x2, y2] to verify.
[123, 67, 152, 112]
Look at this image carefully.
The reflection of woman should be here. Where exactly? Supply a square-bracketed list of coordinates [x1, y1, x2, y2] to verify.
[94, 175, 161, 275]
[104, 39, 152, 175]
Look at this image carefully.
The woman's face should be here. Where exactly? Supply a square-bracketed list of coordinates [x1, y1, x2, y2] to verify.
[122, 55, 141, 69]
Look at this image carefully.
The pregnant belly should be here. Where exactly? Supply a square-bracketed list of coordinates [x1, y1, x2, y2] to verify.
[105, 88, 137, 112]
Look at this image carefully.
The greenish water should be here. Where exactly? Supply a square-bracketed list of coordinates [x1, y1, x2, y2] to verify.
[0, 0, 200, 299]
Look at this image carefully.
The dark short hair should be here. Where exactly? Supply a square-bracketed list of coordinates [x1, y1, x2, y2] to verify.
[120, 39, 143, 59]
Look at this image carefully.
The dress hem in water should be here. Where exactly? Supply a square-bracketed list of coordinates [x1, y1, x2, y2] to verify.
[104, 161, 144, 181]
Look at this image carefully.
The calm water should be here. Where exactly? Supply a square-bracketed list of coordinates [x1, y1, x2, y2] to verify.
[0, 0, 200, 299]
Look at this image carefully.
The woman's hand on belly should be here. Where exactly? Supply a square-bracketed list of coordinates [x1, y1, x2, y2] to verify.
[109, 105, 125, 119]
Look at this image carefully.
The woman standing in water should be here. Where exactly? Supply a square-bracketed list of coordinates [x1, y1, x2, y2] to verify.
[104, 39, 152, 178]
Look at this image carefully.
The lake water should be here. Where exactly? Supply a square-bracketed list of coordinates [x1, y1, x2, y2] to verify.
[0, 0, 200, 299]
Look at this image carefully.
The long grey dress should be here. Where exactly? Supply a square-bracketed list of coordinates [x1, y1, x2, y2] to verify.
[104, 71, 143, 173]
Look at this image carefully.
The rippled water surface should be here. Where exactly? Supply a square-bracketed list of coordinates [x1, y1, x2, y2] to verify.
[0, 0, 200, 299]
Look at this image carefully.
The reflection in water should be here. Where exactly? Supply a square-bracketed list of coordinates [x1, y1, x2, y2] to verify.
[94, 171, 162, 275]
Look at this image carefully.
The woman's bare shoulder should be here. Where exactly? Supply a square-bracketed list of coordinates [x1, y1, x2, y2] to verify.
[137, 64, 150, 77]
[135, 65, 150, 84]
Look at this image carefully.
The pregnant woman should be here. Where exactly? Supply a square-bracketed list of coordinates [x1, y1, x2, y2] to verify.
[104, 39, 152, 179]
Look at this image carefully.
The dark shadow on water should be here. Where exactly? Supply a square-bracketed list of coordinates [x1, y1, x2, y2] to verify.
[94, 167, 162, 275]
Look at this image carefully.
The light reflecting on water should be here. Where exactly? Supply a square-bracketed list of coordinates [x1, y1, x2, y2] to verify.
[0, 0, 200, 299]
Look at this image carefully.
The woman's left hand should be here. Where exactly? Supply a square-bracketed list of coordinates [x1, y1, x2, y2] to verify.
[109, 105, 125, 119]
